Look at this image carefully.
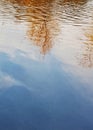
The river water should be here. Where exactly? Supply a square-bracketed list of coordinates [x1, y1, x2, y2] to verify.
[0, 0, 93, 129]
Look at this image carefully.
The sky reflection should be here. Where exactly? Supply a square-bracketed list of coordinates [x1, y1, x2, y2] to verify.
[0, 0, 93, 129]
[0, 0, 93, 90]
[0, 0, 93, 67]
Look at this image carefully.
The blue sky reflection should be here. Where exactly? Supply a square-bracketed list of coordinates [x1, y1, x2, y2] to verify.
[0, 0, 93, 129]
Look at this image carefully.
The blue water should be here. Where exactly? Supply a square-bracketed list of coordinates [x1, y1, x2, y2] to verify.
[0, 0, 93, 129]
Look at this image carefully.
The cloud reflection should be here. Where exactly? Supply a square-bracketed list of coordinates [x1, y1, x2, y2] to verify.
[0, 0, 93, 68]
[0, 69, 22, 88]
[0, 2, 93, 129]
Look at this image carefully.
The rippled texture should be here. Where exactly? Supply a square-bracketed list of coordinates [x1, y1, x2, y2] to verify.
[0, 0, 93, 130]
[1, 0, 93, 65]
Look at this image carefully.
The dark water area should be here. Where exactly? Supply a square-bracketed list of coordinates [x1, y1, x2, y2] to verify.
[0, 0, 93, 129]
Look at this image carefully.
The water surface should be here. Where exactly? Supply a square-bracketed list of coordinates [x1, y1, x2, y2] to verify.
[0, 0, 93, 129]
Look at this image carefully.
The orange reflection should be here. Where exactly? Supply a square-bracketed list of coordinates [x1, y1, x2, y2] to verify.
[26, 0, 59, 54]
[6, 0, 30, 6]
[27, 21, 53, 54]
[5, 0, 93, 69]
[62, 0, 86, 4]
[26, 0, 55, 54]
[80, 28, 93, 68]
[6, 0, 59, 54]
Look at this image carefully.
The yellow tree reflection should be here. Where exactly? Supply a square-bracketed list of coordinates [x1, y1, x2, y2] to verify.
[62, 0, 86, 4]
[6, 0, 59, 54]
[80, 28, 93, 68]
[27, 21, 52, 54]
[5, 0, 93, 69]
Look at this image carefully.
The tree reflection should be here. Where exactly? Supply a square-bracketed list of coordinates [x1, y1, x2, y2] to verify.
[6, 0, 87, 55]
[3, 0, 93, 68]
[62, 0, 86, 4]
[26, 0, 56, 54]
[80, 28, 93, 68]
[6, 0, 59, 54]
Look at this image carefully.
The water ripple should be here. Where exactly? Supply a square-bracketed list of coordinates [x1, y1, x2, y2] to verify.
[0, 0, 93, 67]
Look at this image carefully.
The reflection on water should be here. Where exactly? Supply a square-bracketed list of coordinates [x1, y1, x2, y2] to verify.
[1, 0, 93, 65]
[0, 0, 93, 129]
[81, 27, 93, 68]
[6, 0, 59, 54]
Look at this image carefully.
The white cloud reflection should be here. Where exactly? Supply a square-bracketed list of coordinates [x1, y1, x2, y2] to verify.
[0, 22, 41, 61]
[0, 72, 21, 88]
[0, 0, 93, 89]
